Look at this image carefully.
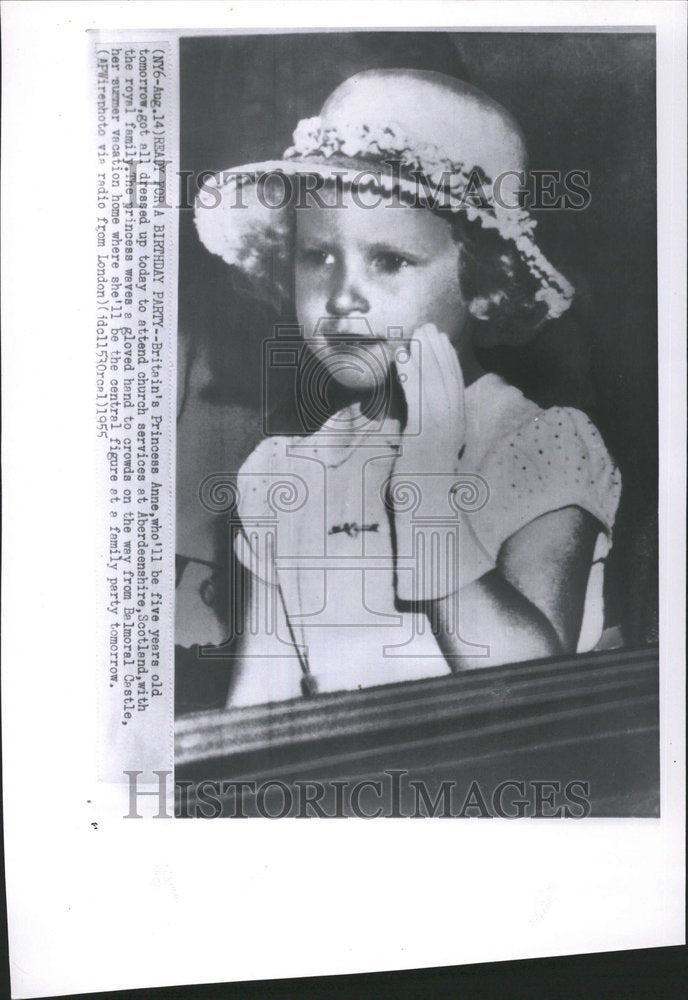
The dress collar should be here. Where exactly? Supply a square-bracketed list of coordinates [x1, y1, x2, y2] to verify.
[291, 401, 401, 468]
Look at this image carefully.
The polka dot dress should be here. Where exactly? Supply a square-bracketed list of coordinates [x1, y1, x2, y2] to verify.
[230, 374, 622, 704]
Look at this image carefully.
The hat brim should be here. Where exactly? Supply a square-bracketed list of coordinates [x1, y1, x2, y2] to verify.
[194, 158, 574, 320]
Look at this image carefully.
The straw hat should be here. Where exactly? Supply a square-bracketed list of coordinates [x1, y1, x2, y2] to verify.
[195, 69, 574, 319]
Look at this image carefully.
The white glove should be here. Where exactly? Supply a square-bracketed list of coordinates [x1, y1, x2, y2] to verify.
[390, 324, 490, 602]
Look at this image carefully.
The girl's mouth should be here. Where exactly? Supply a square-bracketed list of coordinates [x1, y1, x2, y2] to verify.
[316, 317, 387, 343]
[317, 328, 388, 346]
[324, 335, 386, 345]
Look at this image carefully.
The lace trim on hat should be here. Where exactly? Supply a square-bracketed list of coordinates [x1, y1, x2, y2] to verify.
[283, 117, 574, 319]
[195, 118, 575, 321]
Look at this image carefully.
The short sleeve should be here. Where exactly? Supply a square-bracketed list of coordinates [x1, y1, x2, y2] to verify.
[471, 406, 622, 561]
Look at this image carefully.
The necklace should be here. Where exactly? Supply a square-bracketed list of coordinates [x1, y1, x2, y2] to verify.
[328, 522, 380, 538]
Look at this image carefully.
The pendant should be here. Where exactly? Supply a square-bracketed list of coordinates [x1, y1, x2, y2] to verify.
[328, 522, 379, 538]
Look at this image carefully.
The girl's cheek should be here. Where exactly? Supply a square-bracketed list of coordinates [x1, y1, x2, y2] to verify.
[294, 288, 315, 331]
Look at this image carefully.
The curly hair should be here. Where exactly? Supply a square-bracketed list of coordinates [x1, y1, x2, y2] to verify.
[448, 212, 552, 346]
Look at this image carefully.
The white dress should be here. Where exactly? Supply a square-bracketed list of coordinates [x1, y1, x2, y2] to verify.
[230, 374, 622, 706]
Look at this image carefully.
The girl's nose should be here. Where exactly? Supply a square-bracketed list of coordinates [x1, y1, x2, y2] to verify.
[326, 263, 369, 315]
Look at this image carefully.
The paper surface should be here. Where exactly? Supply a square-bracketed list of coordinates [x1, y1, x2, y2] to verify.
[1, 2, 685, 997]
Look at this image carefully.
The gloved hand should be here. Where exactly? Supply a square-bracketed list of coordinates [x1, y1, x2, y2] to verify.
[389, 323, 490, 602]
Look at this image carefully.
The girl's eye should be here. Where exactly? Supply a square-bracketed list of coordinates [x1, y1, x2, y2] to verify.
[371, 252, 412, 274]
[299, 249, 335, 267]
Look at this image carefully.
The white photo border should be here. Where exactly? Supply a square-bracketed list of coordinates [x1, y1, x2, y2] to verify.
[1, 2, 685, 997]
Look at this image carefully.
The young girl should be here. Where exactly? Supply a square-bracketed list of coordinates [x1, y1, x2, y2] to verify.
[195, 68, 621, 707]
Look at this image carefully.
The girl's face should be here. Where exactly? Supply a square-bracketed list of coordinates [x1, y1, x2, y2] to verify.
[294, 192, 470, 394]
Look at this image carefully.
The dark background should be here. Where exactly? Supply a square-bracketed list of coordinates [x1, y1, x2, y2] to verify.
[177, 31, 657, 655]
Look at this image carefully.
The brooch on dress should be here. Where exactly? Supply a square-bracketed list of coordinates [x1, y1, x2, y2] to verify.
[328, 522, 379, 538]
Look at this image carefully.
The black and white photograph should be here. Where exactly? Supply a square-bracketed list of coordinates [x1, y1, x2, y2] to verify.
[1, 3, 684, 996]
[174, 29, 660, 817]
